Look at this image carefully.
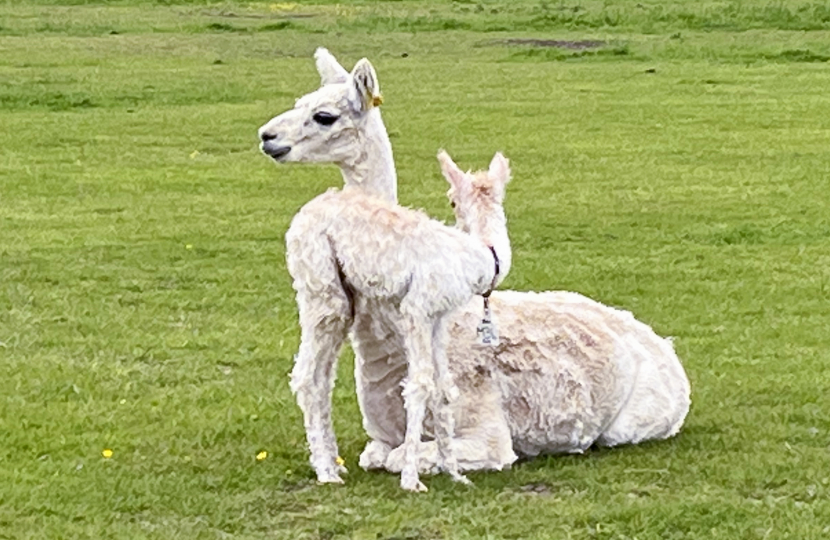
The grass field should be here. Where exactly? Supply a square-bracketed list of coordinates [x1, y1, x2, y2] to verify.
[2, 0, 830, 538]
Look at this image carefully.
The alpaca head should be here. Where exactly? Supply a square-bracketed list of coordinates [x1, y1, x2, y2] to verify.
[258, 48, 383, 165]
[438, 150, 511, 235]
[438, 150, 512, 284]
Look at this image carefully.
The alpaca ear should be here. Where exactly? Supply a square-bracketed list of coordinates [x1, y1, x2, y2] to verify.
[315, 47, 349, 85]
[488, 152, 511, 187]
[350, 58, 383, 111]
[438, 150, 467, 193]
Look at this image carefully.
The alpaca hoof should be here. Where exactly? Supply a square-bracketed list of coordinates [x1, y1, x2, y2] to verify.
[385, 442, 440, 474]
[451, 473, 472, 486]
[316, 470, 345, 484]
[401, 477, 428, 492]
[384, 445, 406, 473]
[359, 440, 392, 470]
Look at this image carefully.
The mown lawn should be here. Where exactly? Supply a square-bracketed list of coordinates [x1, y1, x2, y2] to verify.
[1, 1, 830, 538]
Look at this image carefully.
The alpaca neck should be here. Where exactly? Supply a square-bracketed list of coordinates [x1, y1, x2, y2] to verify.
[478, 215, 512, 287]
[340, 108, 398, 204]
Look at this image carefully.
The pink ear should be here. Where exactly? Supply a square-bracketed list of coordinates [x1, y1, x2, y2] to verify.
[438, 150, 467, 192]
[488, 152, 511, 185]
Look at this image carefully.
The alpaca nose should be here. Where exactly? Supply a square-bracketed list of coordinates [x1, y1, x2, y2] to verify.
[258, 124, 291, 160]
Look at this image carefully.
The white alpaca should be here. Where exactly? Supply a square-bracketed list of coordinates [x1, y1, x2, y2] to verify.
[284, 150, 511, 492]
[258, 48, 690, 479]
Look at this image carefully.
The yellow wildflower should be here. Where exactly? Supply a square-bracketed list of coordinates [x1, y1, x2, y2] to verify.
[102, 449, 113, 458]
[256, 450, 268, 461]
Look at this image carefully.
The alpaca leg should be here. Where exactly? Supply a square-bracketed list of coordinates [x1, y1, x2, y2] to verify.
[358, 440, 393, 470]
[351, 308, 408, 448]
[430, 316, 469, 485]
[290, 291, 351, 484]
[384, 375, 516, 474]
[352, 307, 409, 470]
[385, 432, 515, 474]
[399, 313, 434, 492]
[384, 440, 440, 474]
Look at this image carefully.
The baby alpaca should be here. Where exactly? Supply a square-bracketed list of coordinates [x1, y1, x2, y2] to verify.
[286, 150, 512, 492]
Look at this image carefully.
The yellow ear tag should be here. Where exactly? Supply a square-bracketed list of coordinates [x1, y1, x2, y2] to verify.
[371, 94, 383, 107]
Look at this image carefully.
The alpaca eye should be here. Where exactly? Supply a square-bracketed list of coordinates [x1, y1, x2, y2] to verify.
[450, 201, 457, 209]
[312, 112, 339, 126]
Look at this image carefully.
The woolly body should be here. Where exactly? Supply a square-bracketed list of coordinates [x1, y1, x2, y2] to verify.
[289, 188, 497, 315]
[359, 290, 689, 474]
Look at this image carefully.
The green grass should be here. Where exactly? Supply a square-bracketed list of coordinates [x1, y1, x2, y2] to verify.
[2, 0, 830, 538]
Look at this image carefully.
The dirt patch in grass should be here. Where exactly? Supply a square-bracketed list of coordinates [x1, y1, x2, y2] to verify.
[519, 482, 553, 495]
[503, 38, 606, 50]
[200, 10, 314, 20]
[767, 49, 830, 63]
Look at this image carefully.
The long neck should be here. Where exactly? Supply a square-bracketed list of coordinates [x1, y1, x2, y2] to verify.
[477, 211, 512, 286]
[339, 109, 398, 204]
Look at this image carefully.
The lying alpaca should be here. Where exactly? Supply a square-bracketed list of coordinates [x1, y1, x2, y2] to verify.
[285, 151, 512, 491]
[258, 48, 690, 479]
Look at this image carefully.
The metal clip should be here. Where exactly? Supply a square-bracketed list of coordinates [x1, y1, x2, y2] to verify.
[476, 301, 499, 346]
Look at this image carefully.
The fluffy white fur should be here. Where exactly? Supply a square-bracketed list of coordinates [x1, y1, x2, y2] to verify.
[284, 152, 511, 492]
[258, 48, 691, 482]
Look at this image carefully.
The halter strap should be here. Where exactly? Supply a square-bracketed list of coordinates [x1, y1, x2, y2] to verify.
[482, 245, 500, 304]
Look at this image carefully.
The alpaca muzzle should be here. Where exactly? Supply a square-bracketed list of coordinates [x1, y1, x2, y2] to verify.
[261, 139, 291, 161]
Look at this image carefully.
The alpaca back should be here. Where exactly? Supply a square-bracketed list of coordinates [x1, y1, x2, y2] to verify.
[289, 188, 494, 310]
